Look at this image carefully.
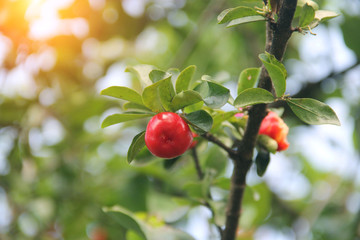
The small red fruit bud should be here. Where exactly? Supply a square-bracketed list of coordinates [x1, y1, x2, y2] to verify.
[259, 111, 289, 151]
[145, 112, 193, 158]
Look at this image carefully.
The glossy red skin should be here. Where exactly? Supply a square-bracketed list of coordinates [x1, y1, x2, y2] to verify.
[189, 132, 199, 149]
[145, 112, 193, 158]
[259, 111, 289, 151]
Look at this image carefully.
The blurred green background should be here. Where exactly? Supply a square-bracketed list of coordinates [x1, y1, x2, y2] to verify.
[0, 0, 359, 239]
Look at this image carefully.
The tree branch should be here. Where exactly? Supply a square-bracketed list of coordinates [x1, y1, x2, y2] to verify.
[201, 132, 237, 157]
[222, 1, 298, 239]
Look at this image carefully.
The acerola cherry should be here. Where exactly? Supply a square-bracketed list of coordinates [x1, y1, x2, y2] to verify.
[189, 132, 199, 149]
[259, 111, 289, 151]
[90, 227, 108, 240]
[145, 112, 193, 158]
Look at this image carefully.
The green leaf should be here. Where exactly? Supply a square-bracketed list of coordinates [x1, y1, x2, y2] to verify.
[202, 146, 228, 177]
[194, 81, 230, 109]
[149, 70, 172, 83]
[212, 110, 239, 131]
[142, 77, 175, 113]
[175, 65, 196, 94]
[101, 86, 143, 105]
[104, 206, 195, 240]
[218, 6, 264, 26]
[309, 10, 339, 29]
[226, 16, 266, 28]
[238, 68, 261, 94]
[341, 15, 360, 57]
[234, 88, 275, 108]
[213, 177, 231, 190]
[184, 110, 213, 134]
[125, 65, 154, 87]
[103, 206, 147, 240]
[259, 53, 286, 97]
[169, 90, 203, 112]
[183, 170, 215, 200]
[101, 113, 153, 128]
[255, 149, 270, 177]
[299, 3, 315, 27]
[242, 184, 271, 227]
[128, 131, 146, 164]
[123, 102, 152, 112]
[315, 10, 339, 22]
[287, 98, 340, 125]
[184, 101, 204, 114]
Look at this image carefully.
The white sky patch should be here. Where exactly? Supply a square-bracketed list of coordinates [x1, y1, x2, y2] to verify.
[135, 26, 168, 55]
[26, 0, 88, 40]
[0, 188, 12, 233]
[95, 62, 132, 93]
[122, 0, 147, 18]
[265, 154, 311, 200]
[0, 65, 37, 99]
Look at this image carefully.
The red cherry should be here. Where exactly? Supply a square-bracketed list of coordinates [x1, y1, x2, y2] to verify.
[259, 111, 289, 151]
[90, 227, 107, 240]
[145, 112, 193, 158]
[189, 132, 199, 149]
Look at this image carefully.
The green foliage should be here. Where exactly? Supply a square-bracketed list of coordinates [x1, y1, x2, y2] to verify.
[234, 88, 275, 108]
[125, 65, 154, 87]
[299, 3, 315, 28]
[0, 0, 354, 239]
[128, 131, 146, 164]
[257, 134, 278, 154]
[238, 68, 261, 94]
[255, 149, 271, 177]
[259, 52, 287, 97]
[101, 86, 144, 105]
[218, 6, 265, 28]
[169, 90, 203, 112]
[142, 76, 175, 113]
[341, 15, 360, 57]
[286, 98, 341, 125]
[194, 81, 230, 109]
[104, 206, 195, 240]
[175, 65, 196, 93]
[101, 113, 154, 128]
[184, 110, 213, 133]
[149, 70, 172, 83]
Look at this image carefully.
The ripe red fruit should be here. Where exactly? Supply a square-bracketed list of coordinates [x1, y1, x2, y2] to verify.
[145, 112, 193, 158]
[189, 132, 199, 149]
[259, 111, 289, 151]
[90, 227, 107, 240]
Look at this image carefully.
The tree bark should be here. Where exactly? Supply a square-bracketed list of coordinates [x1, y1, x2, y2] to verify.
[221, 1, 298, 240]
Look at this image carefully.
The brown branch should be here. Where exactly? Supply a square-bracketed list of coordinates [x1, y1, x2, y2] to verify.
[221, 1, 298, 240]
[201, 132, 237, 157]
[191, 147, 204, 180]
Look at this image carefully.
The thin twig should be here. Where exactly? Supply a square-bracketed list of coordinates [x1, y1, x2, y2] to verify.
[190, 147, 224, 238]
[293, 59, 360, 99]
[201, 132, 237, 157]
[191, 147, 204, 180]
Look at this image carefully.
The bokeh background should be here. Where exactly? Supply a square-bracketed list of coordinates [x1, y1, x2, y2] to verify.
[0, 0, 360, 239]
